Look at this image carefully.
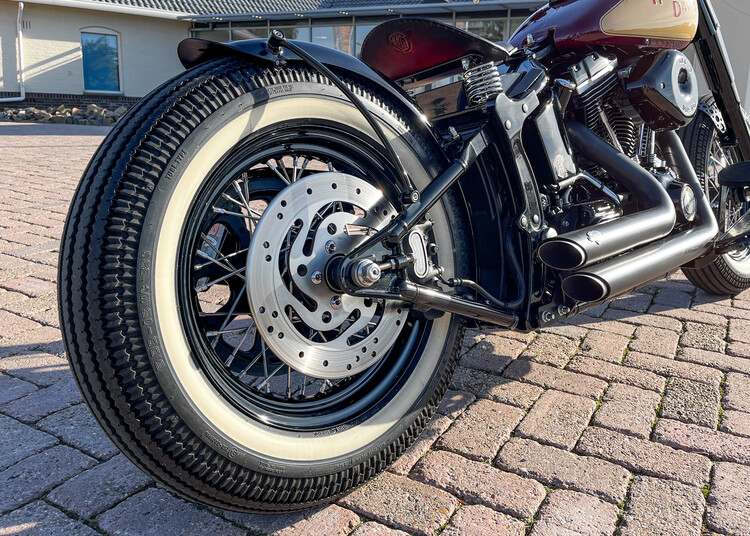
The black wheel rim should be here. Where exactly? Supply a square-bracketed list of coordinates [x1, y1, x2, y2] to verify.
[177, 121, 435, 431]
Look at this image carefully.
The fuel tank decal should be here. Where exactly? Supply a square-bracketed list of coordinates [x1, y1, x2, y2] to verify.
[601, 0, 698, 41]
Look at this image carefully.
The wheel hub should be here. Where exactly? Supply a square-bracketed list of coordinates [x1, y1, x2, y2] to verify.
[246, 173, 407, 379]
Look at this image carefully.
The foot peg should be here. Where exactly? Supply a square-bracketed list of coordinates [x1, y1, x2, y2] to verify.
[718, 162, 750, 188]
[715, 209, 750, 255]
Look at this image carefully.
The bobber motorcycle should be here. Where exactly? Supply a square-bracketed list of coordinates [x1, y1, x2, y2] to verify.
[59, 0, 750, 511]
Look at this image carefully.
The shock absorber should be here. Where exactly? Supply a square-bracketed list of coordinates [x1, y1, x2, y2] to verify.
[463, 62, 503, 106]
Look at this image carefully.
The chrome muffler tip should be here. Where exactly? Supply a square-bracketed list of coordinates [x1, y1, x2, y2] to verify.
[562, 273, 609, 303]
[538, 239, 587, 271]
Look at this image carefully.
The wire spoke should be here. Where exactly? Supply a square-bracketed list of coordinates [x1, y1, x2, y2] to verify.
[195, 267, 246, 292]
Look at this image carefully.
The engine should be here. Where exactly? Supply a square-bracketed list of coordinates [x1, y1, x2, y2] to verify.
[543, 49, 700, 236]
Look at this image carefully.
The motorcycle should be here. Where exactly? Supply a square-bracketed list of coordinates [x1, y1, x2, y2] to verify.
[59, 0, 750, 512]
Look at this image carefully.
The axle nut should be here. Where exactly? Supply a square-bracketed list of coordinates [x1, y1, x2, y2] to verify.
[351, 259, 381, 288]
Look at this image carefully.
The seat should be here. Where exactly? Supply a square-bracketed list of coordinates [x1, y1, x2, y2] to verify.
[360, 17, 514, 82]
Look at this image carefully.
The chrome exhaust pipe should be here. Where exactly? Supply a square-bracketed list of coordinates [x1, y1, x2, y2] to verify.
[538, 121, 676, 271]
[563, 131, 719, 303]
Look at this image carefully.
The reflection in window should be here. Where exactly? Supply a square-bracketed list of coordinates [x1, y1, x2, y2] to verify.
[193, 29, 231, 42]
[312, 26, 352, 54]
[355, 24, 376, 57]
[456, 19, 507, 42]
[231, 27, 269, 40]
[81, 32, 119, 92]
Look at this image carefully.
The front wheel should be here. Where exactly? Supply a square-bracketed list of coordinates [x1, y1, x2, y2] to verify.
[58, 58, 466, 511]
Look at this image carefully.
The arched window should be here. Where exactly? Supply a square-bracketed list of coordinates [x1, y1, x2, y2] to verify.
[80, 27, 121, 93]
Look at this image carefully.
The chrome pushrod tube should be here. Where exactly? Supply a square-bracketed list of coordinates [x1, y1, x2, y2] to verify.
[562, 131, 719, 303]
[537, 121, 676, 271]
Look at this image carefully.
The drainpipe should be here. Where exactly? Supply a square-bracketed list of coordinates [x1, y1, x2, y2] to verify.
[0, 2, 26, 103]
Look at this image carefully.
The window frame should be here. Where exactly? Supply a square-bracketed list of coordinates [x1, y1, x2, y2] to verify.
[80, 27, 123, 95]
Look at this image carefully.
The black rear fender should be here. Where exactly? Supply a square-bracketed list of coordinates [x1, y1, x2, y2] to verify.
[178, 38, 443, 149]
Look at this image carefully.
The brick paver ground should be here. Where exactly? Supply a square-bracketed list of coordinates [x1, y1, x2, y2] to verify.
[1, 122, 750, 535]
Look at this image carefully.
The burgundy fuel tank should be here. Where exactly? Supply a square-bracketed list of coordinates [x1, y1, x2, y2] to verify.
[510, 0, 698, 55]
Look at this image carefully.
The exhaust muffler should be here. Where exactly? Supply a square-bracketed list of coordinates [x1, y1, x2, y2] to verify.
[538, 121, 677, 271]
[562, 131, 719, 303]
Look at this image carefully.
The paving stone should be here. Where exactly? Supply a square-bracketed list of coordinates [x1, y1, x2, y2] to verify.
[437, 399, 525, 461]
[723, 372, 750, 412]
[496, 438, 631, 504]
[0, 276, 56, 297]
[0, 351, 71, 386]
[648, 303, 727, 326]
[389, 414, 452, 475]
[459, 333, 526, 373]
[706, 462, 750, 536]
[339, 472, 458, 536]
[97, 487, 244, 536]
[0, 288, 26, 307]
[47, 454, 152, 518]
[565, 314, 638, 336]
[619, 476, 704, 536]
[727, 340, 750, 358]
[629, 326, 680, 357]
[609, 292, 652, 313]
[351, 522, 410, 536]
[567, 356, 666, 393]
[516, 390, 595, 450]
[0, 500, 97, 536]
[530, 489, 618, 536]
[436, 389, 476, 419]
[450, 367, 543, 409]
[592, 383, 661, 439]
[0, 445, 96, 514]
[0, 326, 64, 358]
[538, 323, 589, 342]
[660, 377, 720, 428]
[461, 328, 487, 355]
[680, 322, 727, 352]
[653, 287, 692, 308]
[600, 308, 684, 331]
[441, 505, 526, 536]
[0, 378, 81, 423]
[412, 450, 545, 519]
[222, 505, 359, 535]
[720, 410, 750, 438]
[727, 317, 750, 343]
[0, 310, 42, 338]
[654, 418, 750, 465]
[520, 333, 579, 368]
[578, 330, 630, 364]
[0, 413, 57, 471]
[677, 347, 750, 375]
[504, 360, 607, 400]
[37, 404, 118, 460]
[624, 351, 723, 386]
[576, 426, 711, 487]
[0, 372, 37, 405]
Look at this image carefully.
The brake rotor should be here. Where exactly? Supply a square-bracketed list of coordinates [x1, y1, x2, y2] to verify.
[246, 173, 407, 379]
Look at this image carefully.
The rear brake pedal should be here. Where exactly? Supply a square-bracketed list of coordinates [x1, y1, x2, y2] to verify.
[715, 209, 750, 255]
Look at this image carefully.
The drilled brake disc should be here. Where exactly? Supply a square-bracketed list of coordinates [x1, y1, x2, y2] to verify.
[246, 173, 407, 379]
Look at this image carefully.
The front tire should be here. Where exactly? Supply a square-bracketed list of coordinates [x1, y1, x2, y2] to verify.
[59, 58, 466, 511]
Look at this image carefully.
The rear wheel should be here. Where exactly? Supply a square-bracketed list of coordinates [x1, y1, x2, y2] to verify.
[58, 58, 466, 511]
[681, 95, 750, 295]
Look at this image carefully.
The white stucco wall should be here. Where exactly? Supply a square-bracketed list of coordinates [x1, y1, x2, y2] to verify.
[0, 0, 190, 97]
[711, 0, 750, 105]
